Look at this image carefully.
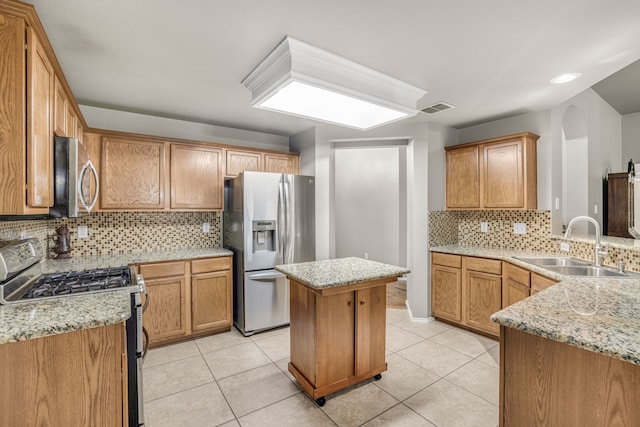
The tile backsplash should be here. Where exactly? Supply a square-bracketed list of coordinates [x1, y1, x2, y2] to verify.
[0, 212, 221, 259]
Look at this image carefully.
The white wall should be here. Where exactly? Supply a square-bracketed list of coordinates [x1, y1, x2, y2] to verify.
[334, 146, 403, 266]
[457, 111, 553, 210]
[290, 128, 317, 175]
[562, 137, 589, 233]
[80, 105, 290, 152]
[622, 112, 640, 165]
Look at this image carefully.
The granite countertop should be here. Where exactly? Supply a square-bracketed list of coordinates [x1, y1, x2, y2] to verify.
[0, 247, 232, 345]
[276, 257, 410, 290]
[431, 245, 640, 366]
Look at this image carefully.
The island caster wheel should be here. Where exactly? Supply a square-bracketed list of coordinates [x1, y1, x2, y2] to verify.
[316, 397, 326, 407]
[374, 373, 382, 380]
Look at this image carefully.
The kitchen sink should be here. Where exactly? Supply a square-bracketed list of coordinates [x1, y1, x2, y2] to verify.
[515, 256, 592, 267]
[543, 265, 629, 277]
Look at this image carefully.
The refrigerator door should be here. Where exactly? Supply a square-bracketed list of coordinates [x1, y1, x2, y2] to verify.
[242, 172, 283, 271]
[282, 174, 315, 264]
[243, 270, 289, 333]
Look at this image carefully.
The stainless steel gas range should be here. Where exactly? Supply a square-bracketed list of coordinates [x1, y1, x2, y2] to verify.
[0, 238, 148, 427]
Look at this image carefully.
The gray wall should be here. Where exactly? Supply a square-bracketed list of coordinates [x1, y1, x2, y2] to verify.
[80, 105, 290, 152]
[622, 112, 640, 165]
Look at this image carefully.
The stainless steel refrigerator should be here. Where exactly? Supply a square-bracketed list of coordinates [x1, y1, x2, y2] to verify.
[224, 171, 315, 336]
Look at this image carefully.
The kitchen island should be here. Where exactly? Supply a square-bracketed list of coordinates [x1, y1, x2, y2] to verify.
[492, 275, 640, 426]
[276, 257, 409, 406]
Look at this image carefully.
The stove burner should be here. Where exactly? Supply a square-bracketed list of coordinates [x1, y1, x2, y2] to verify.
[22, 266, 131, 300]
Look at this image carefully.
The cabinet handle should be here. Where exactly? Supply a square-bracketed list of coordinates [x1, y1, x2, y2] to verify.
[347, 301, 352, 307]
[360, 301, 365, 306]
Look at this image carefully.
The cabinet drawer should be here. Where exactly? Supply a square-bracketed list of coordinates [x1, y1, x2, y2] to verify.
[531, 273, 557, 292]
[464, 257, 501, 275]
[432, 253, 462, 269]
[191, 257, 231, 274]
[139, 261, 186, 279]
[505, 262, 530, 287]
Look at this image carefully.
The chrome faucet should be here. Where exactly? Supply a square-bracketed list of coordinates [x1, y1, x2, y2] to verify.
[563, 215, 608, 266]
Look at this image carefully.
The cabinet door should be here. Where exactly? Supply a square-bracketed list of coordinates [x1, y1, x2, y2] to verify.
[607, 173, 632, 238]
[191, 270, 232, 332]
[446, 145, 480, 209]
[502, 279, 530, 308]
[101, 137, 165, 209]
[355, 285, 386, 376]
[66, 104, 77, 138]
[26, 26, 54, 208]
[431, 264, 462, 322]
[531, 273, 557, 293]
[143, 276, 187, 342]
[264, 153, 298, 174]
[483, 140, 524, 208]
[465, 270, 501, 336]
[170, 144, 223, 210]
[53, 76, 67, 136]
[316, 291, 355, 387]
[226, 149, 262, 177]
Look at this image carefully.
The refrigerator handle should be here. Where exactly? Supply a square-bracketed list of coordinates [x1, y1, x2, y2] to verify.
[278, 181, 286, 262]
[283, 180, 291, 264]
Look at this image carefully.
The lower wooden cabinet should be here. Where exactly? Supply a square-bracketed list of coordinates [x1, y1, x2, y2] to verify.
[431, 253, 558, 338]
[0, 323, 126, 426]
[289, 279, 387, 400]
[139, 256, 232, 347]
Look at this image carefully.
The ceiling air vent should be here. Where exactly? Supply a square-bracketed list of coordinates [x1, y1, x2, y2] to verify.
[421, 102, 455, 114]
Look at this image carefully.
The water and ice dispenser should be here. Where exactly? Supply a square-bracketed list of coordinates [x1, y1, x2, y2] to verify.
[252, 220, 276, 253]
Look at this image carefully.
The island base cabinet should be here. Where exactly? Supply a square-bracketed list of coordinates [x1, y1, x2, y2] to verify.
[288, 279, 388, 400]
[500, 327, 640, 427]
[0, 323, 125, 427]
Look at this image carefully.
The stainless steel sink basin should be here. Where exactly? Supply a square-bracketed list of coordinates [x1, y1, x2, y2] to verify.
[543, 265, 628, 277]
[515, 256, 591, 267]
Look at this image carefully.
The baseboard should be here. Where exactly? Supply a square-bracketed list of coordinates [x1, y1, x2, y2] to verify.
[405, 300, 434, 323]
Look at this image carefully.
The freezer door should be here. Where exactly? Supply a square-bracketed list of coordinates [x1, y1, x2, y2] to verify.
[243, 172, 283, 271]
[283, 174, 315, 264]
[243, 270, 289, 333]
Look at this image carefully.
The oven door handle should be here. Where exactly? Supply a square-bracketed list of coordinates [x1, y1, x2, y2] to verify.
[142, 327, 150, 361]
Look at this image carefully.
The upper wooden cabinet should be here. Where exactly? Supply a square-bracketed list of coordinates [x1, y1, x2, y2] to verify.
[101, 136, 166, 210]
[53, 76, 67, 136]
[225, 149, 299, 178]
[445, 132, 539, 210]
[170, 143, 223, 210]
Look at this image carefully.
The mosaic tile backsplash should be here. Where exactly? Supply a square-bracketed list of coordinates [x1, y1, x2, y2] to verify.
[0, 212, 221, 259]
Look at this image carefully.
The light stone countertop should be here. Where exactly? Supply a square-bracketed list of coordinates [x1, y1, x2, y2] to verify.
[430, 245, 640, 366]
[275, 257, 410, 289]
[0, 247, 232, 345]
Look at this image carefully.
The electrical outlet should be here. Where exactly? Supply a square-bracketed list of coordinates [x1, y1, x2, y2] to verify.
[560, 242, 570, 252]
[202, 222, 210, 233]
[513, 223, 527, 235]
[594, 204, 598, 215]
[77, 225, 88, 239]
[480, 222, 488, 233]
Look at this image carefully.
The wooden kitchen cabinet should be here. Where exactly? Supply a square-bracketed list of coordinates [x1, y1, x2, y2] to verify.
[139, 256, 233, 347]
[289, 278, 388, 402]
[0, 322, 125, 427]
[53, 75, 67, 136]
[502, 262, 530, 308]
[170, 143, 223, 210]
[431, 253, 463, 322]
[445, 132, 538, 210]
[191, 257, 233, 332]
[140, 261, 188, 343]
[606, 172, 633, 238]
[530, 272, 558, 294]
[225, 149, 300, 177]
[101, 136, 166, 210]
[264, 153, 298, 174]
[464, 257, 502, 336]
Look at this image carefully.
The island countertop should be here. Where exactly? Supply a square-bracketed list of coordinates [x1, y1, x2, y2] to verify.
[430, 245, 640, 366]
[276, 257, 410, 290]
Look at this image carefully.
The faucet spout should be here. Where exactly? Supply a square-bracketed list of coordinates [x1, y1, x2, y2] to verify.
[563, 216, 608, 266]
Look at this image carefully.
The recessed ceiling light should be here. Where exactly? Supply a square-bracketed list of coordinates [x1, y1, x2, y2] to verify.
[550, 73, 582, 84]
[242, 36, 427, 130]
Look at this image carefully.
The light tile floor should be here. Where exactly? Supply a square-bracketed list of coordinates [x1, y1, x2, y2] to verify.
[143, 309, 499, 427]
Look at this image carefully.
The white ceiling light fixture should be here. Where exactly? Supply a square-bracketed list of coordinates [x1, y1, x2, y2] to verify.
[550, 72, 582, 84]
[242, 36, 427, 130]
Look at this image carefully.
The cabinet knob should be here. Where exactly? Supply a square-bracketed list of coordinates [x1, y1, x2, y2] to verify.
[360, 300, 365, 306]
[347, 301, 352, 307]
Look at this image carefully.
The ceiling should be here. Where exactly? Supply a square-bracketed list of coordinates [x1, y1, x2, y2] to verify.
[26, 0, 640, 137]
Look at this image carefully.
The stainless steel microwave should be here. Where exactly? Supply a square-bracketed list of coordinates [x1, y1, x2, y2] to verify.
[50, 137, 99, 218]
